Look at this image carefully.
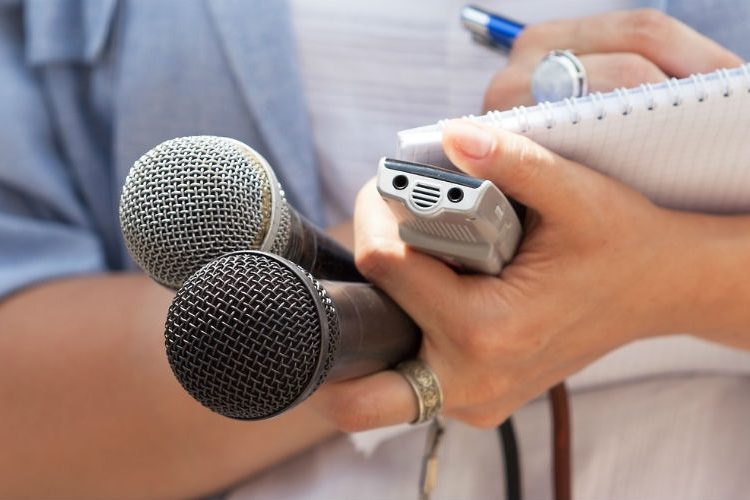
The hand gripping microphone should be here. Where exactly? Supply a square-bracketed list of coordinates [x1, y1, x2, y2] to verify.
[119, 136, 362, 289]
[165, 251, 421, 420]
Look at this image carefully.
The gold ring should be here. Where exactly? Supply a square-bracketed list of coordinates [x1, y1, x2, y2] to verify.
[396, 359, 443, 424]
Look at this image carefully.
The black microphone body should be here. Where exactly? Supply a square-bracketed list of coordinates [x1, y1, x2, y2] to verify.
[322, 280, 419, 380]
[286, 210, 364, 283]
[119, 136, 363, 289]
[165, 251, 420, 420]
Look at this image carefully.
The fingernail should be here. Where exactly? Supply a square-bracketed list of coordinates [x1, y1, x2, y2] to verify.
[447, 120, 495, 159]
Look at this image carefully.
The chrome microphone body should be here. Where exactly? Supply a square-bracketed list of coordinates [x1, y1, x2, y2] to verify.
[119, 136, 362, 289]
[165, 251, 420, 420]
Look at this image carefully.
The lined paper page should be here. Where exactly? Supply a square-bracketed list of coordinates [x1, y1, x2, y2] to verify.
[398, 65, 750, 213]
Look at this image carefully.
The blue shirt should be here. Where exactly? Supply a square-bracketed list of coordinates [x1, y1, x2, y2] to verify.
[0, 0, 324, 298]
[0, 0, 747, 300]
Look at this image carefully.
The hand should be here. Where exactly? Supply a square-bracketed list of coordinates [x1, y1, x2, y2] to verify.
[485, 9, 743, 111]
[312, 119, 717, 431]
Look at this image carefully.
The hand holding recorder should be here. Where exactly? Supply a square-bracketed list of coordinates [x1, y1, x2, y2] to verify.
[349, 118, 743, 430]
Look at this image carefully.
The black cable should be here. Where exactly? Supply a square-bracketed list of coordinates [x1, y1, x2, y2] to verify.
[498, 417, 521, 500]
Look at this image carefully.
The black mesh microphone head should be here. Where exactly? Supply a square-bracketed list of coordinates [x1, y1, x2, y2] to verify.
[119, 136, 292, 289]
[165, 251, 339, 420]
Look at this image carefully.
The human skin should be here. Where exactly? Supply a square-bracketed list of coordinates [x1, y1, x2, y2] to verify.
[334, 118, 750, 430]
[1, 8, 747, 499]
[0, 275, 337, 499]
[483, 9, 742, 110]
[312, 9, 750, 430]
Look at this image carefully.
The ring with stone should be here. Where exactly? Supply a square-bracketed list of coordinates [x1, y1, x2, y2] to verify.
[531, 50, 588, 103]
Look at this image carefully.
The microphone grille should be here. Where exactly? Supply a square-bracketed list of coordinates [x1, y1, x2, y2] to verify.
[165, 251, 338, 420]
[119, 136, 290, 289]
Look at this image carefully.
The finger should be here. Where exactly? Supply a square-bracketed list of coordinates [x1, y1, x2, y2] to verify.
[353, 179, 463, 334]
[447, 399, 517, 429]
[353, 182, 502, 417]
[582, 52, 667, 93]
[441, 119, 596, 218]
[312, 370, 419, 431]
[484, 52, 668, 110]
[512, 9, 743, 77]
[483, 65, 533, 111]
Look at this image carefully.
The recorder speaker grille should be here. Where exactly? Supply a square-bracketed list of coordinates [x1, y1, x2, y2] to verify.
[410, 182, 441, 209]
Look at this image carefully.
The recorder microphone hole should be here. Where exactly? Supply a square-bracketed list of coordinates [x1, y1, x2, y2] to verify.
[447, 187, 464, 203]
[393, 175, 409, 190]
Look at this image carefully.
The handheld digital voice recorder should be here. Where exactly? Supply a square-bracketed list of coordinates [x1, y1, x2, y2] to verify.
[377, 158, 523, 275]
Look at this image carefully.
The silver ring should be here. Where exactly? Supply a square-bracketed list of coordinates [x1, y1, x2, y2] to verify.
[396, 359, 443, 424]
[531, 50, 588, 103]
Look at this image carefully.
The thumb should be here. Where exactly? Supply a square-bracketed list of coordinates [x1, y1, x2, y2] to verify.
[442, 119, 593, 219]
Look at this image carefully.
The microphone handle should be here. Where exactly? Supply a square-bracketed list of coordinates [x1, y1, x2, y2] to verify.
[286, 210, 365, 282]
[323, 281, 421, 381]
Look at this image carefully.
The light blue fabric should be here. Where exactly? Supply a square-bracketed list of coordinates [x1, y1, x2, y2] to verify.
[665, 0, 750, 59]
[0, 0, 322, 299]
[626, 0, 749, 59]
[0, 0, 747, 300]
[24, 0, 117, 64]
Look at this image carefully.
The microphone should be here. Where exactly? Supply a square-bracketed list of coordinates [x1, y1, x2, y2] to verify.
[165, 250, 421, 420]
[119, 136, 362, 289]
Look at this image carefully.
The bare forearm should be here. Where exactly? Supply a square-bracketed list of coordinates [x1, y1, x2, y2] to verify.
[673, 212, 750, 350]
[0, 274, 336, 499]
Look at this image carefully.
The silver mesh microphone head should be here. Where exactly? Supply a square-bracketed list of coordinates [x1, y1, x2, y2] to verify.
[165, 251, 339, 420]
[119, 136, 292, 289]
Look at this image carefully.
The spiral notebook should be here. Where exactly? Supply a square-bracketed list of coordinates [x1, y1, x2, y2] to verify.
[397, 64, 750, 213]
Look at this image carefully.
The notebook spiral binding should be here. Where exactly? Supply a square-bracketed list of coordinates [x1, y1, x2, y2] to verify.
[436, 63, 750, 133]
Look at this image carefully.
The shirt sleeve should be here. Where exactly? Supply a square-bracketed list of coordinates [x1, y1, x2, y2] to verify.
[0, 8, 105, 300]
